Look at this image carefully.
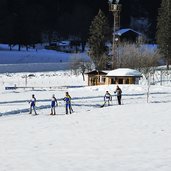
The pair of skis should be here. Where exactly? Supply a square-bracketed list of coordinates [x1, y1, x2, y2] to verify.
[100, 101, 111, 108]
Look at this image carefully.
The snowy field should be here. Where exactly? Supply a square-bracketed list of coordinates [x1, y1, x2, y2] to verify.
[0, 70, 171, 171]
[0, 44, 90, 73]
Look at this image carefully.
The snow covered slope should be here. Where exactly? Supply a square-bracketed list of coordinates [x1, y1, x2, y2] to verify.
[0, 71, 171, 171]
[0, 102, 171, 171]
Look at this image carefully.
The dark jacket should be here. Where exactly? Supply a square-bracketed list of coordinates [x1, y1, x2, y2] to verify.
[115, 87, 122, 96]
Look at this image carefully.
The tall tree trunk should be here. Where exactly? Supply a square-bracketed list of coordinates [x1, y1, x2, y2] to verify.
[18, 44, 21, 51]
[9, 44, 12, 51]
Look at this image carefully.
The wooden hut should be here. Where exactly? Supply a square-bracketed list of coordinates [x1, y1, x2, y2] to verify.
[86, 70, 109, 86]
[106, 68, 142, 84]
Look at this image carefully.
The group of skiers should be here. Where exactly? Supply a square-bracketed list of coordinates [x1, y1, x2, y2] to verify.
[29, 92, 73, 115]
[29, 85, 122, 115]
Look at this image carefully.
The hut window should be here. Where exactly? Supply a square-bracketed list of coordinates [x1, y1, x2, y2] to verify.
[100, 76, 106, 83]
[118, 79, 123, 84]
[111, 78, 115, 84]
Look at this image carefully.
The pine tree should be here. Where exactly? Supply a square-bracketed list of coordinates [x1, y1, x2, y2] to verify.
[88, 10, 111, 70]
[157, 0, 171, 68]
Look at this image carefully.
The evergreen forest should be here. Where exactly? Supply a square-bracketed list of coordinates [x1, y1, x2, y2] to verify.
[0, 0, 161, 47]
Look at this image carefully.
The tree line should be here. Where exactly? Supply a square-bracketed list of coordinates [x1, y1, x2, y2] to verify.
[0, 0, 161, 50]
[0, 0, 108, 50]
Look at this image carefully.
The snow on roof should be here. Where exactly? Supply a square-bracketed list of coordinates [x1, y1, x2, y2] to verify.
[102, 70, 111, 74]
[58, 41, 70, 46]
[115, 28, 142, 36]
[156, 65, 171, 71]
[107, 68, 142, 77]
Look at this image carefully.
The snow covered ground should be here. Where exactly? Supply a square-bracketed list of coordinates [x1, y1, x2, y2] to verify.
[0, 44, 90, 73]
[0, 70, 171, 171]
[1, 44, 171, 170]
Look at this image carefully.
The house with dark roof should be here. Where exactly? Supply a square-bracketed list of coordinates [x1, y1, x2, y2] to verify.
[85, 70, 109, 86]
[115, 28, 142, 43]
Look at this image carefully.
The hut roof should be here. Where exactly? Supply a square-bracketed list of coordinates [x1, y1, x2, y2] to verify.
[85, 70, 110, 75]
[115, 28, 142, 36]
[107, 68, 142, 77]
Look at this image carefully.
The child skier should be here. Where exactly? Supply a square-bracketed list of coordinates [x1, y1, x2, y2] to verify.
[29, 94, 38, 115]
[102, 91, 112, 107]
[50, 94, 58, 115]
[63, 92, 72, 114]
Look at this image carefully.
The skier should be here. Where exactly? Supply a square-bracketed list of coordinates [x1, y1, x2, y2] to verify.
[63, 92, 72, 114]
[50, 94, 58, 115]
[29, 94, 38, 115]
[114, 85, 122, 105]
[102, 91, 112, 107]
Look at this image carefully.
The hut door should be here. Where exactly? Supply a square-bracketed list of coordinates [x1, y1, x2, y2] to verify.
[90, 77, 96, 85]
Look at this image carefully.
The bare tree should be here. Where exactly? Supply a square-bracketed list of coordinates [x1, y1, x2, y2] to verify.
[70, 54, 94, 81]
[118, 43, 161, 78]
[117, 43, 161, 103]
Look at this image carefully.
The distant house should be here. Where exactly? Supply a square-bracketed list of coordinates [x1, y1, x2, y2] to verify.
[115, 28, 142, 43]
[86, 68, 142, 86]
[57, 40, 81, 53]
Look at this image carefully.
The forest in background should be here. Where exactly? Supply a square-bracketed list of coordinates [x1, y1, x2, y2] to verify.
[0, 0, 161, 47]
